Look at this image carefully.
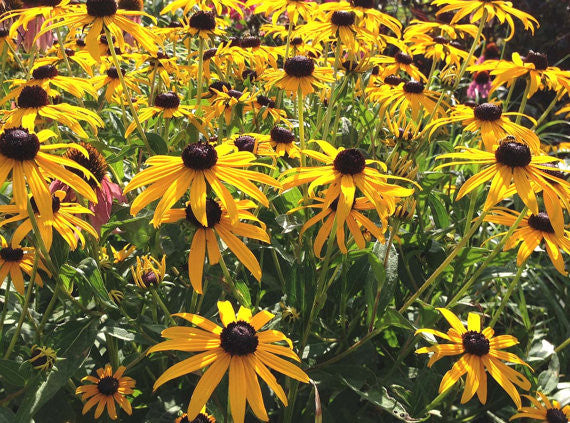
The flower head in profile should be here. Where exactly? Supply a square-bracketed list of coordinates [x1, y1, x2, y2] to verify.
[256, 126, 302, 159]
[0, 236, 49, 295]
[176, 410, 216, 423]
[416, 308, 531, 408]
[28, 345, 57, 371]
[131, 254, 166, 289]
[75, 364, 135, 420]
[148, 301, 310, 423]
[510, 392, 570, 422]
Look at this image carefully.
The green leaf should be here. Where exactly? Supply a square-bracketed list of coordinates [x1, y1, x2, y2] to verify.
[234, 280, 252, 308]
[146, 132, 168, 155]
[75, 258, 114, 307]
[538, 353, 559, 394]
[103, 324, 136, 341]
[0, 359, 29, 387]
[0, 408, 16, 423]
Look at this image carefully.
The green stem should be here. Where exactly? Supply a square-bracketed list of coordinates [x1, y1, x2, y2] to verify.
[398, 210, 488, 313]
[3, 253, 38, 359]
[555, 337, 570, 354]
[489, 264, 525, 328]
[276, 21, 294, 109]
[452, 8, 487, 90]
[321, 41, 343, 138]
[515, 77, 531, 124]
[0, 279, 11, 337]
[503, 82, 516, 110]
[105, 333, 119, 368]
[150, 287, 175, 325]
[297, 88, 306, 168]
[195, 37, 205, 116]
[218, 255, 247, 305]
[532, 94, 558, 129]
[37, 278, 62, 338]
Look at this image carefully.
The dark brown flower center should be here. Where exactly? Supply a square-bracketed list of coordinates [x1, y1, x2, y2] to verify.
[185, 198, 222, 229]
[189, 10, 216, 31]
[462, 330, 490, 356]
[395, 51, 413, 65]
[220, 321, 258, 356]
[242, 69, 258, 81]
[240, 36, 261, 48]
[234, 135, 255, 152]
[290, 37, 303, 46]
[203, 48, 217, 61]
[546, 408, 568, 423]
[208, 81, 231, 94]
[333, 148, 366, 175]
[180, 414, 211, 423]
[17, 86, 49, 108]
[494, 141, 531, 167]
[403, 81, 424, 93]
[484, 42, 500, 60]
[436, 11, 455, 24]
[106, 66, 122, 79]
[97, 376, 119, 396]
[29, 347, 48, 368]
[141, 271, 159, 286]
[30, 195, 61, 214]
[270, 126, 295, 144]
[524, 50, 548, 70]
[385, 75, 403, 85]
[342, 60, 358, 71]
[474, 70, 490, 84]
[474, 103, 502, 121]
[0, 29, 9, 38]
[32, 65, 58, 80]
[528, 212, 555, 233]
[227, 89, 243, 99]
[352, 0, 374, 8]
[86, 0, 117, 17]
[284, 55, 315, 78]
[0, 128, 40, 161]
[182, 142, 217, 170]
[65, 142, 107, 186]
[432, 35, 449, 44]
[118, 0, 142, 10]
[256, 95, 275, 108]
[154, 92, 180, 109]
[331, 10, 355, 26]
[0, 247, 24, 262]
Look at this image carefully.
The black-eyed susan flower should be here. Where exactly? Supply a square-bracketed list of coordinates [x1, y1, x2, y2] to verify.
[125, 142, 279, 227]
[432, 0, 538, 41]
[416, 308, 531, 407]
[131, 254, 166, 289]
[130, 51, 180, 88]
[92, 65, 146, 103]
[511, 392, 570, 422]
[0, 86, 104, 138]
[159, 199, 269, 294]
[484, 208, 570, 275]
[161, 0, 244, 17]
[281, 141, 414, 228]
[406, 33, 470, 70]
[176, 410, 216, 423]
[246, 0, 315, 25]
[319, 0, 402, 36]
[148, 300, 310, 423]
[75, 364, 135, 420]
[404, 16, 479, 40]
[28, 345, 56, 371]
[425, 103, 540, 152]
[225, 133, 276, 157]
[40, 0, 160, 61]
[0, 235, 48, 295]
[33, 44, 98, 77]
[125, 92, 203, 137]
[435, 137, 570, 234]
[248, 95, 290, 125]
[0, 191, 99, 251]
[262, 55, 334, 97]
[256, 126, 301, 159]
[0, 127, 97, 221]
[184, 10, 225, 40]
[205, 87, 253, 125]
[290, 195, 386, 257]
[368, 50, 426, 82]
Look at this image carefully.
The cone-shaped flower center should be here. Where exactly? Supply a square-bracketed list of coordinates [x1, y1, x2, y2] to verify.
[524, 50, 548, 70]
[66, 142, 107, 186]
[208, 81, 231, 94]
[154, 92, 180, 109]
[331, 10, 355, 26]
[106, 66, 122, 79]
[546, 408, 568, 423]
[118, 0, 142, 11]
[395, 51, 413, 65]
[474, 70, 490, 84]
[432, 35, 449, 44]
[333, 148, 366, 175]
[462, 330, 490, 356]
[32, 65, 58, 80]
[234, 135, 256, 152]
[284, 55, 315, 78]
[494, 141, 532, 167]
[352, 0, 374, 9]
[403, 81, 424, 94]
[86, 0, 118, 17]
[180, 413, 211, 423]
[189, 10, 216, 31]
[97, 376, 119, 395]
[0, 247, 24, 262]
[227, 89, 243, 99]
[18, 86, 49, 108]
[242, 69, 257, 81]
[256, 95, 276, 108]
[0, 128, 40, 161]
[182, 143, 218, 170]
[484, 42, 501, 59]
[270, 126, 295, 144]
[203, 48, 217, 60]
[528, 212, 555, 233]
[342, 60, 358, 71]
[240, 36, 261, 48]
[474, 103, 502, 121]
[220, 321, 259, 356]
[385, 75, 404, 85]
[141, 271, 159, 286]
[185, 199, 222, 229]
[29, 347, 49, 368]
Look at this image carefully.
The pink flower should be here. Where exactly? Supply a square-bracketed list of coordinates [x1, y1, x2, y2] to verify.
[18, 15, 54, 52]
[467, 71, 492, 99]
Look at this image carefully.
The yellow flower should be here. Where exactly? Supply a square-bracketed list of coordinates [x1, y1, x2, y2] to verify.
[510, 392, 570, 422]
[92, 65, 146, 103]
[28, 345, 57, 371]
[416, 308, 531, 407]
[256, 126, 302, 159]
[75, 364, 135, 420]
[0, 236, 49, 295]
[131, 254, 166, 289]
[246, 0, 315, 25]
[148, 301, 310, 423]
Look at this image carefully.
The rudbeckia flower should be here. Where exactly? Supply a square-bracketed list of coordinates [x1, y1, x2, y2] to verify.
[184, 10, 226, 39]
[225, 133, 277, 157]
[176, 410, 216, 423]
[161, 0, 245, 17]
[125, 92, 203, 137]
[131, 254, 166, 289]
[262, 55, 334, 97]
[416, 308, 531, 407]
[130, 50, 180, 88]
[204, 87, 253, 125]
[406, 33, 470, 70]
[125, 142, 279, 227]
[432, 0, 538, 41]
[319, 0, 402, 36]
[484, 208, 570, 275]
[368, 50, 427, 82]
[92, 65, 146, 103]
[281, 141, 414, 228]
[0, 191, 99, 251]
[510, 392, 570, 422]
[289, 195, 386, 257]
[28, 345, 57, 371]
[75, 364, 135, 420]
[404, 15, 479, 40]
[158, 199, 269, 294]
[256, 126, 301, 158]
[435, 137, 570, 234]
[248, 95, 290, 125]
[425, 103, 540, 151]
[0, 235, 48, 295]
[0, 86, 104, 138]
[0, 127, 96, 222]
[246, 0, 315, 25]
[148, 301, 310, 423]
[33, 44, 98, 76]
[40, 0, 160, 61]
